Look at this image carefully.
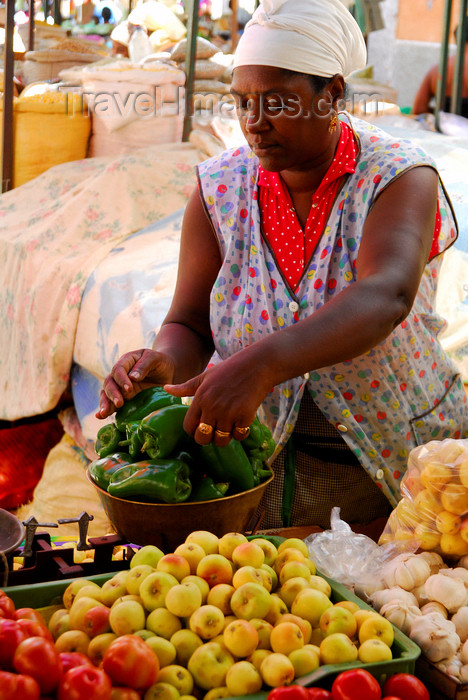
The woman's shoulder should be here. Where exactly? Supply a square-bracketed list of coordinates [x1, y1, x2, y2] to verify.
[344, 113, 436, 168]
[197, 143, 257, 179]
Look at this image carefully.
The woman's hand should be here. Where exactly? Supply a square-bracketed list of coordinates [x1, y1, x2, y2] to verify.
[165, 351, 273, 447]
[97, 349, 175, 419]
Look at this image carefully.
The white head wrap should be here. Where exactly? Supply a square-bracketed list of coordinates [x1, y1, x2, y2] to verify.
[233, 0, 367, 79]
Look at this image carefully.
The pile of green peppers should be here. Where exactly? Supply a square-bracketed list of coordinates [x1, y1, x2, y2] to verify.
[89, 386, 275, 505]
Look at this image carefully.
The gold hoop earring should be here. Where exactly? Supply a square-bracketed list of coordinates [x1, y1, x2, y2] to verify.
[328, 112, 338, 133]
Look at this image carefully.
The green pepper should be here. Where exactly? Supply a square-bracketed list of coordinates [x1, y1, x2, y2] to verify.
[189, 476, 229, 501]
[95, 423, 125, 457]
[242, 418, 276, 461]
[117, 421, 144, 459]
[198, 439, 255, 493]
[107, 459, 192, 503]
[138, 404, 189, 459]
[88, 452, 133, 490]
[115, 386, 182, 431]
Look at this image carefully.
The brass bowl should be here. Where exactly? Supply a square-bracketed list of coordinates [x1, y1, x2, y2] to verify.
[87, 468, 273, 552]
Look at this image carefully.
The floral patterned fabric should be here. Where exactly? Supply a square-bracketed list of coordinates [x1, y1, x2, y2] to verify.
[0, 143, 202, 420]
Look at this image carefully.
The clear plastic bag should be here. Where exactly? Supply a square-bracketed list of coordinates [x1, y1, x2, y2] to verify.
[305, 507, 416, 596]
[379, 438, 468, 560]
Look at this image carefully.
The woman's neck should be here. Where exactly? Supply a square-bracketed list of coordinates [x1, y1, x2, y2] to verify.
[280, 127, 341, 195]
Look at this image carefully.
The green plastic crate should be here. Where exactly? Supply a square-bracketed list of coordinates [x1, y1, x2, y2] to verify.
[4, 569, 421, 693]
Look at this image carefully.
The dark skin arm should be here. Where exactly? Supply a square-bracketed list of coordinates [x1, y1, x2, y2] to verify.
[98, 165, 438, 446]
[413, 66, 437, 114]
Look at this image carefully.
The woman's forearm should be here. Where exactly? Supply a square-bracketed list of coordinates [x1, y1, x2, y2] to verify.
[153, 322, 215, 384]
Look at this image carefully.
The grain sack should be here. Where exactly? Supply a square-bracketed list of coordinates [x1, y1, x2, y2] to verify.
[23, 41, 102, 84]
[0, 92, 91, 189]
[194, 58, 226, 81]
[170, 35, 219, 61]
[128, 0, 186, 40]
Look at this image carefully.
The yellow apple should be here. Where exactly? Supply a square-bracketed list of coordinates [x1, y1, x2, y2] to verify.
[54, 629, 91, 655]
[174, 542, 206, 574]
[279, 576, 310, 609]
[275, 548, 307, 575]
[157, 554, 191, 582]
[110, 594, 142, 608]
[421, 462, 453, 492]
[187, 641, 235, 690]
[278, 613, 312, 645]
[279, 560, 311, 585]
[131, 544, 164, 569]
[436, 510, 462, 535]
[203, 688, 232, 700]
[309, 628, 324, 646]
[218, 533, 248, 560]
[291, 588, 333, 627]
[260, 652, 295, 687]
[225, 660, 263, 696]
[459, 459, 468, 488]
[232, 565, 264, 589]
[320, 605, 357, 639]
[441, 483, 468, 515]
[164, 581, 203, 618]
[247, 649, 272, 671]
[249, 538, 278, 567]
[109, 599, 146, 636]
[440, 532, 468, 557]
[269, 621, 304, 655]
[277, 538, 310, 558]
[353, 609, 382, 631]
[185, 531, 220, 555]
[288, 646, 320, 677]
[223, 619, 259, 657]
[143, 682, 179, 700]
[74, 584, 105, 604]
[414, 523, 441, 550]
[145, 636, 177, 668]
[126, 564, 155, 595]
[207, 584, 235, 614]
[158, 664, 194, 695]
[249, 617, 274, 649]
[319, 632, 358, 665]
[189, 604, 225, 640]
[146, 607, 182, 639]
[335, 601, 361, 614]
[358, 638, 393, 663]
[262, 564, 278, 590]
[308, 576, 332, 598]
[69, 596, 106, 633]
[139, 571, 179, 612]
[230, 582, 272, 620]
[100, 571, 130, 606]
[48, 609, 70, 640]
[181, 575, 210, 603]
[460, 518, 468, 543]
[393, 499, 420, 529]
[413, 489, 443, 520]
[232, 542, 265, 569]
[257, 567, 273, 592]
[197, 554, 233, 587]
[264, 593, 288, 625]
[83, 604, 111, 638]
[358, 615, 394, 648]
[170, 628, 204, 666]
[87, 632, 117, 666]
[63, 579, 97, 609]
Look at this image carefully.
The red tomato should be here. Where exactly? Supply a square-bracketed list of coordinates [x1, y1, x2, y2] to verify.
[307, 689, 333, 699]
[331, 669, 381, 700]
[382, 697, 403, 700]
[15, 608, 47, 626]
[0, 595, 16, 620]
[57, 666, 112, 700]
[111, 688, 142, 700]
[0, 669, 41, 700]
[0, 617, 27, 669]
[102, 634, 158, 690]
[13, 635, 63, 694]
[268, 687, 310, 700]
[59, 651, 94, 675]
[16, 618, 54, 642]
[382, 673, 430, 700]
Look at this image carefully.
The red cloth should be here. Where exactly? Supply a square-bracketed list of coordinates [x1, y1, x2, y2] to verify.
[258, 121, 443, 290]
[258, 121, 357, 291]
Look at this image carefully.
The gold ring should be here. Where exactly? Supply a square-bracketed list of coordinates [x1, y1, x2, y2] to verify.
[215, 429, 231, 438]
[235, 426, 250, 436]
[198, 422, 214, 435]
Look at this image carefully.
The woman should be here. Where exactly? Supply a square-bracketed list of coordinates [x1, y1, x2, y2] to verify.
[98, 0, 468, 529]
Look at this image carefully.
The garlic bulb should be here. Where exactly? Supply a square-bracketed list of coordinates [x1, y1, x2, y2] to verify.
[409, 613, 461, 663]
[440, 567, 468, 587]
[353, 579, 385, 601]
[420, 601, 448, 618]
[369, 586, 419, 612]
[417, 551, 446, 576]
[445, 656, 463, 679]
[458, 554, 468, 570]
[425, 573, 468, 613]
[452, 607, 468, 643]
[381, 552, 431, 591]
[460, 664, 468, 682]
[379, 599, 422, 635]
[412, 583, 430, 607]
[460, 638, 468, 665]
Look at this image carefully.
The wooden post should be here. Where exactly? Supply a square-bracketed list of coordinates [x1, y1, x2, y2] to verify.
[435, 0, 453, 131]
[182, 0, 199, 142]
[231, 0, 238, 52]
[1, 0, 15, 193]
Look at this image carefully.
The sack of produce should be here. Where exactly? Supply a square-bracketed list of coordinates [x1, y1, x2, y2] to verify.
[379, 438, 468, 560]
[170, 35, 219, 62]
